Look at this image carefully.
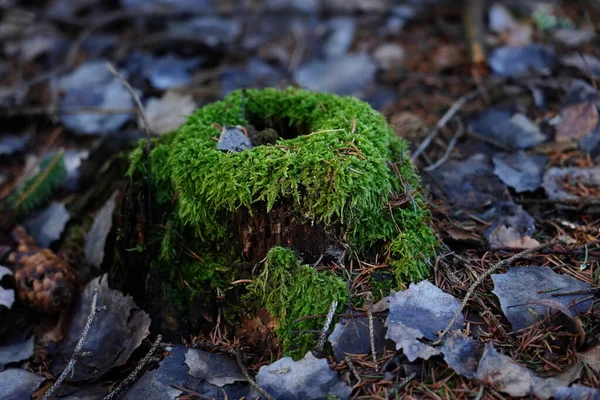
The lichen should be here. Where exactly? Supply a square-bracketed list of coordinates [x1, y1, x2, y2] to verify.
[126, 87, 437, 355]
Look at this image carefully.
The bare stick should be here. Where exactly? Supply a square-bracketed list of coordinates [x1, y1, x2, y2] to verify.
[106, 62, 153, 225]
[0, 106, 137, 117]
[411, 79, 502, 161]
[43, 288, 100, 400]
[345, 355, 361, 383]
[551, 287, 600, 297]
[423, 119, 464, 172]
[315, 300, 338, 354]
[106, 63, 150, 140]
[365, 293, 377, 364]
[103, 335, 163, 400]
[435, 240, 557, 342]
[236, 350, 275, 400]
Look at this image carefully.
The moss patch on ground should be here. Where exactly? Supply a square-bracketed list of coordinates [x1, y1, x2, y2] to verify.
[127, 88, 437, 355]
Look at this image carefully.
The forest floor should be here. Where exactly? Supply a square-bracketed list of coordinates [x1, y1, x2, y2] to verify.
[0, 1, 599, 399]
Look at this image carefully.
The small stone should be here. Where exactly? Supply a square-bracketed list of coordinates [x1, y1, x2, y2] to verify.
[373, 43, 405, 70]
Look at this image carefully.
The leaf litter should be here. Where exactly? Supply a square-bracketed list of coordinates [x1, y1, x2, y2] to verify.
[49, 275, 151, 382]
[1, 1, 600, 399]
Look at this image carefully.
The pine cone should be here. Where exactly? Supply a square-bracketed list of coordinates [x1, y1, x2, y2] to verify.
[10, 226, 76, 315]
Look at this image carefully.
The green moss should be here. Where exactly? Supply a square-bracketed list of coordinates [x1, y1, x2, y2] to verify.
[245, 247, 347, 358]
[126, 88, 437, 353]
[143, 88, 435, 277]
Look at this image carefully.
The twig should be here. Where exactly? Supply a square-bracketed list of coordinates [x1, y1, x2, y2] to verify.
[0, 106, 136, 117]
[423, 118, 464, 172]
[105, 63, 150, 140]
[388, 371, 417, 399]
[551, 287, 600, 297]
[435, 240, 557, 342]
[106, 62, 153, 225]
[103, 335, 163, 400]
[365, 293, 377, 364]
[43, 288, 100, 400]
[516, 197, 600, 207]
[4, 10, 132, 98]
[411, 79, 502, 161]
[236, 350, 275, 400]
[170, 384, 215, 400]
[315, 300, 338, 354]
[345, 355, 361, 383]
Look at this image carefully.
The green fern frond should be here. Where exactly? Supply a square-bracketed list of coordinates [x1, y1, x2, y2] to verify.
[8, 151, 67, 214]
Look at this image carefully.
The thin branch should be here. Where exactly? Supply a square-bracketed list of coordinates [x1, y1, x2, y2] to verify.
[43, 288, 100, 400]
[106, 61, 153, 226]
[0, 106, 136, 117]
[365, 293, 377, 364]
[170, 384, 215, 400]
[411, 79, 503, 161]
[236, 349, 275, 400]
[423, 119, 464, 172]
[551, 287, 600, 297]
[345, 355, 361, 383]
[435, 240, 557, 342]
[103, 335, 163, 400]
[105, 63, 150, 140]
[315, 300, 338, 354]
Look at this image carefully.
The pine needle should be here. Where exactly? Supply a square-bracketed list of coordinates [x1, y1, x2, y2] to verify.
[8, 151, 67, 214]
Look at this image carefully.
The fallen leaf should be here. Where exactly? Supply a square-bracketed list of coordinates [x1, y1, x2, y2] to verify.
[216, 126, 253, 152]
[0, 368, 44, 400]
[123, 345, 255, 400]
[295, 53, 376, 95]
[491, 266, 596, 331]
[561, 53, 600, 78]
[0, 134, 29, 156]
[476, 342, 582, 399]
[56, 61, 134, 135]
[0, 335, 34, 371]
[235, 309, 278, 354]
[328, 315, 386, 361]
[385, 281, 463, 361]
[0, 266, 15, 310]
[553, 26, 596, 47]
[256, 351, 352, 400]
[185, 348, 244, 387]
[489, 45, 555, 77]
[483, 202, 539, 249]
[84, 191, 118, 269]
[428, 153, 510, 208]
[50, 275, 151, 382]
[470, 109, 546, 149]
[443, 334, 585, 399]
[555, 384, 600, 400]
[23, 202, 70, 248]
[579, 342, 600, 373]
[440, 331, 484, 379]
[492, 151, 548, 193]
[145, 91, 196, 135]
[122, 345, 187, 400]
[488, 4, 532, 46]
[543, 167, 600, 201]
[432, 44, 463, 71]
[556, 102, 599, 142]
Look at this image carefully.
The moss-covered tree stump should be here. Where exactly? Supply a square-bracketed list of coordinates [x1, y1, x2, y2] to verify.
[122, 88, 436, 356]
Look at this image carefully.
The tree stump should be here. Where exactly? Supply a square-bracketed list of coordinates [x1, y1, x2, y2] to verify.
[119, 88, 437, 352]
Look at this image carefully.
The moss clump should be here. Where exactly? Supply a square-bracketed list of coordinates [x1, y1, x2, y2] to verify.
[244, 247, 347, 358]
[126, 88, 437, 353]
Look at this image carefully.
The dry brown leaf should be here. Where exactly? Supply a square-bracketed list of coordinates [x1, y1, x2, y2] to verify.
[556, 102, 598, 142]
